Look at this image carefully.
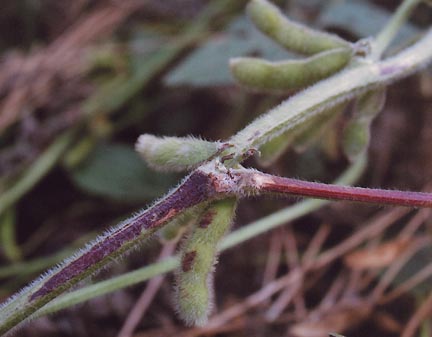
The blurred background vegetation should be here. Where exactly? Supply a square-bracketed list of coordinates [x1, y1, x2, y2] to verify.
[0, 1, 431, 336]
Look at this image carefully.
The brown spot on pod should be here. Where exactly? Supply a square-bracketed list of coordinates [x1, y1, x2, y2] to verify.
[221, 153, 235, 163]
[181, 251, 197, 272]
[199, 210, 216, 228]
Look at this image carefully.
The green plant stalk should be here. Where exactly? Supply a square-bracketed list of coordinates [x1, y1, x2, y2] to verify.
[372, 0, 422, 59]
[0, 209, 21, 262]
[32, 256, 179, 319]
[0, 233, 96, 279]
[0, 132, 74, 216]
[33, 155, 366, 319]
[227, 28, 432, 164]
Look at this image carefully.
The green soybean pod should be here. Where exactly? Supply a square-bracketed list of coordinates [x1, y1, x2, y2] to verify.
[293, 102, 347, 152]
[230, 48, 352, 92]
[135, 134, 221, 172]
[175, 198, 237, 326]
[258, 131, 296, 167]
[342, 119, 370, 162]
[257, 102, 346, 166]
[342, 88, 386, 161]
[354, 87, 386, 120]
[247, 0, 351, 55]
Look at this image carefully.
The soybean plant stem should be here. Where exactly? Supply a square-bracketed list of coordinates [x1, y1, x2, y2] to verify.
[246, 171, 432, 208]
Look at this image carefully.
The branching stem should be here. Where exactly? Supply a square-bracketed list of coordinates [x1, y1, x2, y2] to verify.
[227, 27, 432, 162]
[4, 153, 432, 334]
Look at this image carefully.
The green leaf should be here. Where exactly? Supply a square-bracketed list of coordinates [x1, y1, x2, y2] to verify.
[69, 144, 178, 201]
[165, 16, 295, 87]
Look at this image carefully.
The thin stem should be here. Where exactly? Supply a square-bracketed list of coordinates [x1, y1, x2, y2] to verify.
[372, 0, 421, 60]
[117, 242, 177, 337]
[248, 172, 432, 208]
[380, 262, 432, 304]
[401, 290, 432, 337]
[0, 131, 74, 216]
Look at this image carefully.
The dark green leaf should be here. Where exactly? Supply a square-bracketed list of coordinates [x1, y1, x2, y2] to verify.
[69, 144, 178, 202]
[165, 16, 295, 86]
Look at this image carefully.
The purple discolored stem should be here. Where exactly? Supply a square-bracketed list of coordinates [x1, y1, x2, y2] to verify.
[3, 165, 432, 335]
[244, 171, 432, 208]
[30, 171, 215, 301]
[0, 171, 217, 336]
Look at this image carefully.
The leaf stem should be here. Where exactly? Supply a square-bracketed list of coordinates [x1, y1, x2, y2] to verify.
[372, 0, 422, 60]
[247, 172, 432, 208]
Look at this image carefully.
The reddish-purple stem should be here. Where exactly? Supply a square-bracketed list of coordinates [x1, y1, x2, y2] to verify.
[29, 171, 215, 301]
[253, 174, 432, 208]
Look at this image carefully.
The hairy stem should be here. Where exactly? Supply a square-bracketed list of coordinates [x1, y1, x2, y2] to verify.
[246, 171, 432, 208]
[33, 156, 367, 320]
[0, 171, 217, 335]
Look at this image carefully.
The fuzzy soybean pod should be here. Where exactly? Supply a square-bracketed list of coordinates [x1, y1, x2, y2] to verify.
[230, 48, 352, 92]
[292, 102, 347, 152]
[342, 88, 386, 161]
[247, 0, 351, 55]
[257, 102, 347, 166]
[258, 131, 296, 167]
[175, 198, 237, 326]
[136, 134, 222, 172]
